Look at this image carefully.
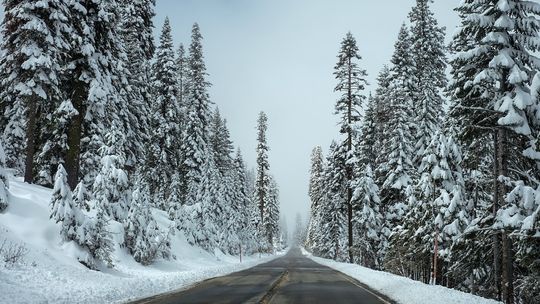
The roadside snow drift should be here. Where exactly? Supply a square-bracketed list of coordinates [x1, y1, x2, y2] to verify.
[0, 179, 279, 304]
[302, 249, 501, 304]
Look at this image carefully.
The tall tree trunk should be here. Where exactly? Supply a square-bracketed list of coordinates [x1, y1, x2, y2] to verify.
[347, 57, 354, 264]
[493, 131, 502, 301]
[65, 79, 85, 190]
[502, 233, 514, 304]
[259, 173, 264, 228]
[498, 128, 514, 303]
[24, 95, 38, 183]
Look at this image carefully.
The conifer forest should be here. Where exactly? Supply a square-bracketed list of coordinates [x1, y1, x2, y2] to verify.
[0, 1, 539, 304]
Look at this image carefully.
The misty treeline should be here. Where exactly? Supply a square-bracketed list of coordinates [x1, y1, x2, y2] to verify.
[305, 1, 540, 303]
[0, 0, 282, 269]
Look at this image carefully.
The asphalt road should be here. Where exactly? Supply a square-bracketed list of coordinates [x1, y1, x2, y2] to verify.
[131, 247, 393, 304]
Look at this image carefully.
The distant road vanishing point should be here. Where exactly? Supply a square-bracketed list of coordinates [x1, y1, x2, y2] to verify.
[131, 247, 393, 304]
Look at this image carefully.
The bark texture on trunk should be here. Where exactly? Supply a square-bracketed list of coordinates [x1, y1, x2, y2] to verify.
[65, 79, 85, 190]
[24, 95, 38, 183]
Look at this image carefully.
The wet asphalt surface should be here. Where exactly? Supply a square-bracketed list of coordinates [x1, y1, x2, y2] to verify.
[130, 247, 393, 304]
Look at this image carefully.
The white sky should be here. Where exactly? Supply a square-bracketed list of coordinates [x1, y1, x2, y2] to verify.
[154, 0, 460, 229]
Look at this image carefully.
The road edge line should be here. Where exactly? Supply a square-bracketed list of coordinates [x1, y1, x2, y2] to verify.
[335, 271, 396, 304]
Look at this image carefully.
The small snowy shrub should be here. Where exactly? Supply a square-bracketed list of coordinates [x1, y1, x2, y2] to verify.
[0, 239, 28, 267]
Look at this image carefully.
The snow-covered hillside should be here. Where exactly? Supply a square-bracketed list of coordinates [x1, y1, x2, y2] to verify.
[302, 249, 500, 304]
[0, 179, 279, 304]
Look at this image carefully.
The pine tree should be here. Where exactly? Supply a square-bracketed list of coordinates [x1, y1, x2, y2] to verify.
[395, 130, 469, 284]
[217, 166, 237, 253]
[195, 156, 222, 251]
[351, 165, 383, 269]
[146, 17, 180, 205]
[125, 186, 170, 265]
[233, 149, 259, 254]
[36, 99, 76, 186]
[211, 109, 234, 175]
[373, 66, 393, 185]
[293, 213, 306, 245]
[73, 181, 90, 212]
[119, 0, 156, 171]
[264, 176, 280, 250]
[77, 200, 114, 269]
[2, 99, 26, 174]
[61, 0, 127, 189]
[255, 111, 271, 249]
[306, 146, 324, 251]
[357, 95, 378, 169]
[167, 172, 183, 223]
[317, 141, 349, 261]
[333, 32, 368, 263]
[50, 165, 80, 242]
[379, 25, 416, 258]
[408, 0, 447, 163]
[448, 1, 540, 302]
[176, 43, 189, 106]
[447, 0, 499, 297]
[92, 129, 130, 222]
[182, 23, 213, 208]
[0, 0, 70, 182]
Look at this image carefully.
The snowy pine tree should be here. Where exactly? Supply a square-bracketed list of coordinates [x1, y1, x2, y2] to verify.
[92, 130, 130, 222]
[333, 32, 368, 263]
[182, 23, 213, 209]
[50, 165, 81, 242]
[317, 141, 349, 261]
[146, 17, 180, 206]
[351, 165, 383, 269]
[77, 200, 114, 269]
[264, 176, 280, 250]
[125, 186, 170, 265]
[229, 149, 258, 254]
[306, 146, 325, 251]
[119, 0, 156, 171]
[211, 109, 234, 175]
[255, 111, 271, 250]
[408, 0, 447, 164]
[378, 25, 416, 260]
[357, 95, 378, 170]
[448, 1, 540, 301]
[176, 43, 189, 107]
[0, 0, 70, 181]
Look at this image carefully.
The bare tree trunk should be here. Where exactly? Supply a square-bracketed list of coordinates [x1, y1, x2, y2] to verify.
[65, 79, 85, 190]
[24, 95, 37, 183]
[346, 56, 354, 264]
[493, 131, 502, 301]
[498, 128, 514, 304]
[502, 233, 514, 304]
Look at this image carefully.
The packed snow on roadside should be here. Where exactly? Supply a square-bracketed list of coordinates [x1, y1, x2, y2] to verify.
[0, 179, 281, 304]
[302, 248, 501, 304]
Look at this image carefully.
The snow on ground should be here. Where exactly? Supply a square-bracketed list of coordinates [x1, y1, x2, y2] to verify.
[302, 248, 501, 304]
[0, 179, 281, 304]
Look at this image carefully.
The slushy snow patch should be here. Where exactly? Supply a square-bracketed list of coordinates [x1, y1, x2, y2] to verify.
[0, 179, 280, 304]
[301, 248, 501, 304]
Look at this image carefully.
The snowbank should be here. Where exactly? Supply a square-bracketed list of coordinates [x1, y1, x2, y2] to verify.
[0, 179, 280, 304]
[302, 248, 501, 304]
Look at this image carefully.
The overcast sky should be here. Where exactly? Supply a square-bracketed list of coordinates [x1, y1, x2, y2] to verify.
[154, 0, 460, 229]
